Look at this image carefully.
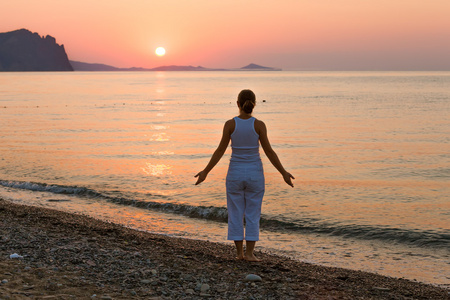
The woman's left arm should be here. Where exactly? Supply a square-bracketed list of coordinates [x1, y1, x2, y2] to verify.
[256, 119, 295, 187]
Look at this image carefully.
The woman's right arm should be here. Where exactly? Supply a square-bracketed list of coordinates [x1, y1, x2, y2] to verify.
[195, 119, 234, 185]
[256, 120, 295, 187]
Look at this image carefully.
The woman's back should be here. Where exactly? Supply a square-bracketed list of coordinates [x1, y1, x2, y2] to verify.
[230, 117, 260, 163]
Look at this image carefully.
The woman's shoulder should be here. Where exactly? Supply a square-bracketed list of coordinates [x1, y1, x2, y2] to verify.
[225, 118, 236, 125]
[253, 118, 267, 135]
[253, 118, 266, 127]
[224, 118, 236, 134]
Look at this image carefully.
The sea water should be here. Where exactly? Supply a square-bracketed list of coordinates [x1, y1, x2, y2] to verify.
[0, 71, 449, 287]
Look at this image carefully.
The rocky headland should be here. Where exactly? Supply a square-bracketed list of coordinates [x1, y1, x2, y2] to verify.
[0, 29, 73, 71]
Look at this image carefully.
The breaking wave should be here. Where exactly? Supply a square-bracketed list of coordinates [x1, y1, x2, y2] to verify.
[1, 179, 448, 250]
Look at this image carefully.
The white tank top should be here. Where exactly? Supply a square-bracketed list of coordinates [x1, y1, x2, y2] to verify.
[230, 117, 260, 162]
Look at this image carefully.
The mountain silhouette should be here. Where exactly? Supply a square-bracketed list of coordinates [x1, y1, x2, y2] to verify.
[70, 61, 280, 71]
[0, 29, 73, 71]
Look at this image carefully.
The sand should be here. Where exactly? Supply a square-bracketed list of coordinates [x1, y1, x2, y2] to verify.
[0, 198, 448, 299]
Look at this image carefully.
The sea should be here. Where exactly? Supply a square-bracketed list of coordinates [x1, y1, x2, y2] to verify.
[0, 71, 449, 288]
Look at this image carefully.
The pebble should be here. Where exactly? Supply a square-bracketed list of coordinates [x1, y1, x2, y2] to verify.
[183, 274, 193, 281]
[185, 289, 194, 295]
[372, 287, 391, 292]
[2, 279, 9, 284]
[141, 279, 151, 284]
[23, 284, 35, 290]
[245, 274, 262, 282]
[200, 283, 210, 293]
[9, 253, 23, 259]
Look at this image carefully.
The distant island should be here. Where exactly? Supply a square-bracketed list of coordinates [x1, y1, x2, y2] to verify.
[0, 29, 281, 72]
[69, 60, 281, 72]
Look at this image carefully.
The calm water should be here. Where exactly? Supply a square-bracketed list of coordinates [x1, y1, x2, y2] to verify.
[0, 71, 449, 286]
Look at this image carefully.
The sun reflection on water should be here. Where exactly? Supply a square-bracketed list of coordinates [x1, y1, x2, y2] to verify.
[150, 125, 167, 130]
[149, 151, 174, 155]
[142, 163, 172, 176]
[149, 132, 169, 141]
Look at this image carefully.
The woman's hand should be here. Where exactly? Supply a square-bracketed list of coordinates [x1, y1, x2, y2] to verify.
[282, 172, 295, 187]
[194, 171, 208, 185]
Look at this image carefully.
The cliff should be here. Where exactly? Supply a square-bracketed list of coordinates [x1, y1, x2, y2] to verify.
[0, 29, 73, 71]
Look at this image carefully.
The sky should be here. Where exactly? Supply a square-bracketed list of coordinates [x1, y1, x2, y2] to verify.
[1, 0, 450, 70]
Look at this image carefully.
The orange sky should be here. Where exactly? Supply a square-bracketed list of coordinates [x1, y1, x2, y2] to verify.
[1, 0, 450, 70]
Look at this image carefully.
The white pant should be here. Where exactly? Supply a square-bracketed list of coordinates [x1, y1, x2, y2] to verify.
[226, 161, 265, 241]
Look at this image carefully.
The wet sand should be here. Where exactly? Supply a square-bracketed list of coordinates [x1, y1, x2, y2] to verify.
[0, 198, 448, 299]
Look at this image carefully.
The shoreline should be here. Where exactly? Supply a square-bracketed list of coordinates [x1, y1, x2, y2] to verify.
[1, 198, 448, 299]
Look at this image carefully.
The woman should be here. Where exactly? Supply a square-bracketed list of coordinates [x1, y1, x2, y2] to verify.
[195, 89, 294, 261]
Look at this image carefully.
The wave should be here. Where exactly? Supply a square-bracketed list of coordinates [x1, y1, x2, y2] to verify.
[0, 180, 104, 197]
[1, 179, 448, 250]
[0, 179, 228, 221]
[0, 180, 102, 197]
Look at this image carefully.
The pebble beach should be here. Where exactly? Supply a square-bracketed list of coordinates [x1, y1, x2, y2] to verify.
[1, 198, 448, 300]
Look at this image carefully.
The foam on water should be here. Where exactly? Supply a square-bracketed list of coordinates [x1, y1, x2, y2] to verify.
[2, 179, 448, 249]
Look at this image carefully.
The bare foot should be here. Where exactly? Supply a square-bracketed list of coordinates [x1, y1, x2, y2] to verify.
[244, 254, 261, 262]
[234, 241, 244, 260]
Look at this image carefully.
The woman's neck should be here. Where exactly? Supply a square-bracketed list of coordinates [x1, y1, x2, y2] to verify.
[238, 111, 252, 119]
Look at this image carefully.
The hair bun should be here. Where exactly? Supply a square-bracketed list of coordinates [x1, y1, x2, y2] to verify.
[242, 99, 254, 114]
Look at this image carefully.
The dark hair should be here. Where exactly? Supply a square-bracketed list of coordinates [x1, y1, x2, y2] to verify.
[238, 89, 256, 114]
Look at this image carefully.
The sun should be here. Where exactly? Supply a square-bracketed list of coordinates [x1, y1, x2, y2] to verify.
[155, 47, 166, 56]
